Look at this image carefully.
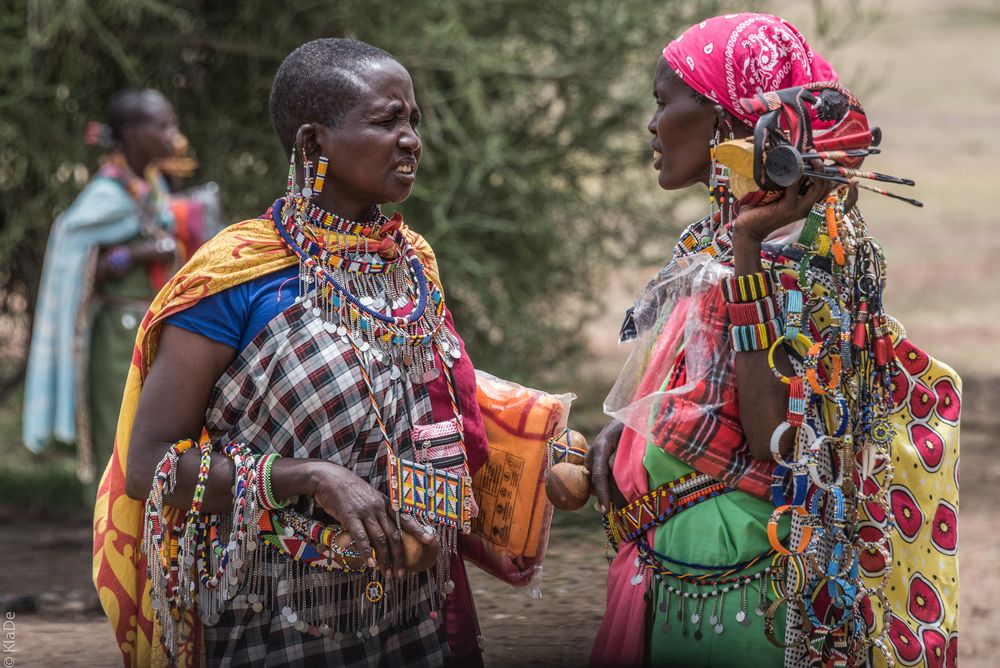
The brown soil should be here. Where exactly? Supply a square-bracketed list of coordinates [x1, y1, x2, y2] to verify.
[0, 376, 994, 667]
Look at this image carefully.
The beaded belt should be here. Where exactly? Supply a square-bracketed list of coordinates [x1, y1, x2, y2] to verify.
[605, 471, 732, 546]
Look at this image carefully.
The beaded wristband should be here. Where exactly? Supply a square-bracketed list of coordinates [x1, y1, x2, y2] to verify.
[729, 317, 783, 352]
[257, 453, 290, 510]
[804, 340, 843, 395]
[769, 420, 815, 470]
[767, 504, 812, 555]
[766, 333, 813, 384]
[786, 376, 806, 427]
[783, 289, 804, 339]
[178, 440, 213, 571]
[825, 195, 846, 266]
[806, 437, 846, 491]
[769, 464, 808, 507]
[720, 271, 773, 303]
[763, 596, 812, 649]
[727, 295, 780, 326]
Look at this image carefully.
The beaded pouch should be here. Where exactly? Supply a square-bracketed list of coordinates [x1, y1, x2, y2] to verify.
[388, 417, 474, 533]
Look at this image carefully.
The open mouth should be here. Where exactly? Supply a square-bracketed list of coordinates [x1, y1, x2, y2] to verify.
[394, 163, 415, 176]
[652, 149, 663, 169]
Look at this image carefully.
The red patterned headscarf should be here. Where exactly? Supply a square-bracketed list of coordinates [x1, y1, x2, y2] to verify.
[662, 13, 838, 127]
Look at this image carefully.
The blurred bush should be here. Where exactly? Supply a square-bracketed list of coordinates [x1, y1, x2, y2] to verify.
[1, 0, 742, 390]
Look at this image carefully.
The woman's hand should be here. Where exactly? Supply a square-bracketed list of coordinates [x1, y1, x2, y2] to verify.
[584, 420, 626, 513]
[306, 461, 434, 578]
[734, 175, 834, 244]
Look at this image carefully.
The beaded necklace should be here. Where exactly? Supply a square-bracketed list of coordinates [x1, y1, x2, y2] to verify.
[274, 197, 461, 376]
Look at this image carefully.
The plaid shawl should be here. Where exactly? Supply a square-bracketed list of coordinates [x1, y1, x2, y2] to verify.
[201, 302, 446, 666]
[92, 213, 447, 667]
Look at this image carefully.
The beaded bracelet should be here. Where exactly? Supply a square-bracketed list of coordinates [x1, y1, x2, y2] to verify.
[783, 289, 804, 339]
[769, 553, 810, 599]
[770, 464, 808, 507]
[824, 194, 846, 266]
[766, 333, 813, 384]
[803, 340, 843, 395]
[720, 271, 774, 303]
[769, 420, 815, 470]
[806, 437, 846, 490]
[257, 452, 290, 510]
[727, 295, 780, 326]
[729, 317, 783, 352]
[786, 376, 806, 427]
[767, 504, 812, 555]
[763, 595, 812, 649]
[179, 440, 213, 569]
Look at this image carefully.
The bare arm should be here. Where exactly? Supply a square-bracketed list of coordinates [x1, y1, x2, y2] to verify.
[123, 323, 432, 575]
[729, 179, 836, 460]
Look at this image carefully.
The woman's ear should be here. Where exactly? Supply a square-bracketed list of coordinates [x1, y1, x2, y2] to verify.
[294, 124, 319, 159]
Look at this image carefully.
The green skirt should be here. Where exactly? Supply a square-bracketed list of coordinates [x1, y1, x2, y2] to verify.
[644, 444, 789, 667]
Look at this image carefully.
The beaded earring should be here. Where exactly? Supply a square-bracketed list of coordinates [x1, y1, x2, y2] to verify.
[286, 146, 299, 198]
[709, 113, 735, 223]
[313, 156, 329, 197]
[301, 155, 315, 199]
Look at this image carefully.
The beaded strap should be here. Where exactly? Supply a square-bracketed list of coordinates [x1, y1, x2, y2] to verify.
[727, 295, 780, 326]
[720, 271, 774, 303]
[729, 317, 783, 352]
[606, 472, 732, 547]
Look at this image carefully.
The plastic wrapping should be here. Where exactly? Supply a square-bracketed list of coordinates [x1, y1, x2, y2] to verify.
[605, 253, 731, 446]
[460, 370, 575, 598]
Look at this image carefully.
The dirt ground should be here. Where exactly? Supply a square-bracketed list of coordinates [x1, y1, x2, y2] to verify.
[0, 376, 993, 667]
[2, 0, 997, 666]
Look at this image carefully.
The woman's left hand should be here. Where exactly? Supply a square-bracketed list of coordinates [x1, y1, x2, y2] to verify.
[734, 175, 834, 244]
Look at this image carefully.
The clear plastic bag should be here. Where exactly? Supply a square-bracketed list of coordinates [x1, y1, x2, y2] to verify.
[460, 370, 575, 598]
[605, 253, 732, 445]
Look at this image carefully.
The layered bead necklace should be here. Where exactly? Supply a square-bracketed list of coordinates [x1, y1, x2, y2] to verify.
[274, 195, 461, 377]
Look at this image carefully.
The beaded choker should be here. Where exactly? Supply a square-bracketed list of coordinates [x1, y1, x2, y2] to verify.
[273, 198, 461, 376]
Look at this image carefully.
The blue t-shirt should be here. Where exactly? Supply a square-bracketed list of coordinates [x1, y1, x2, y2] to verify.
[166, 265, 298, 351]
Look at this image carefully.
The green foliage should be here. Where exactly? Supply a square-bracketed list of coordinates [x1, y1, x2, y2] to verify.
[0, 0, 739, 385]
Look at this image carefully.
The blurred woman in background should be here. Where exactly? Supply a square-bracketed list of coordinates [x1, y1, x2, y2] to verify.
[23, 88, 210, 502]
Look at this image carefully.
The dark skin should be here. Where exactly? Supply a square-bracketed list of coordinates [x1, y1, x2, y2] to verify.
[586, 58, 854, 512]
[124, 59, 434, 578]
[95, 93, 182, 281]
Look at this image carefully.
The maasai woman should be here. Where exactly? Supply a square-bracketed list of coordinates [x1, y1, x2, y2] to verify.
[93, 39, 488, 667]
[23, 89, 209, 502]
[587, 14, 959, 667]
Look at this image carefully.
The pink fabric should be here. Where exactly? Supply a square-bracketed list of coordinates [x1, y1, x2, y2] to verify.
[428, 311, 489, 476]
[442, 552, 484, 666]
[591, 299, 691, 667]
[662, 13, 838, 128]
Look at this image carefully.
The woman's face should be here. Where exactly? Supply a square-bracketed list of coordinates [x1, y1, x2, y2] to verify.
[310, 60, 422, 217]
[123, 95, 179, 168]
[647, 58, 718, 191]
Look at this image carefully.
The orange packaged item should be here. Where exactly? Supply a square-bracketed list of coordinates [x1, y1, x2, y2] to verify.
[461, 371, 574, 596]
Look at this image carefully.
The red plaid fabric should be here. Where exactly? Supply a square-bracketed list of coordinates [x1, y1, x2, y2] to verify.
[648, 283, 775, 499]
[204, 301, 446, 665]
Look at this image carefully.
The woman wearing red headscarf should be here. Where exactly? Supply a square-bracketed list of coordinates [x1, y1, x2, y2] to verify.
[587, 13, 960, 668]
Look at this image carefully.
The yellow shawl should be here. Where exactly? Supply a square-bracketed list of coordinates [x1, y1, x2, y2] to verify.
[91, 215, 441, 667]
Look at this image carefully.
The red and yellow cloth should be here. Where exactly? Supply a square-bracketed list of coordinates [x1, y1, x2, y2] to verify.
[91, 215, 444, 667]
